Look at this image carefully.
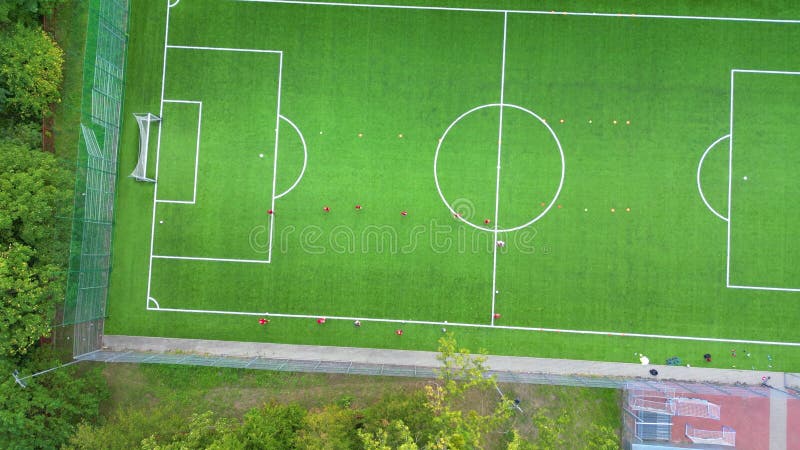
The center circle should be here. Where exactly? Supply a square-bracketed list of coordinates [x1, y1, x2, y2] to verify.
[433, 103, 565, 233]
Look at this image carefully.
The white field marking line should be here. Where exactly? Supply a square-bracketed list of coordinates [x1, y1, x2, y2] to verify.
[490, 12, 508, 327]
[156, 200, 194, 204]
[152, 255, 272, 264]
[729, 285, 800, 293]
[147, 2, 173, 304]
[147, 297, 161, 309]
[193, 102, 202, 202]
[433, 103, 565, 233]
[732, 69, 800, 75]
[147, 307, 800, 347]
[237, 0, 800, 24]
[268, 53, 284, 263]
[168, 0, 180, 7]
[167, 44, 283, 54]
[696, 134, 730, 222]
[273, 114, 308, 199]
[725, 69, 800, 290]
[155, 100, 202, 204]
[726, 70, 734, 286]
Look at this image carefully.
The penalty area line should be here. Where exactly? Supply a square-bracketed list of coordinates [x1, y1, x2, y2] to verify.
[152, 255, 271, 264]
[145, 308, 800, 347]
[728, 284, 800, 293]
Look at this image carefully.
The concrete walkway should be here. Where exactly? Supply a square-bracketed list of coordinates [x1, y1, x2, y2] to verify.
[769, 376, 788, 450]
[103, 335, 783, 386]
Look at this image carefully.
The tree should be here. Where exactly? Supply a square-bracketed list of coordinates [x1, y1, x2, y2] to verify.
[0, 348, 108, 449]
[358, 419, 419, 450]
[582, 424, 619, 450]
[0, 243, 59, 357]
[0, 140, 71, 357]
[425, 333, 515, 449]
[140, 411, 243, 450]
[0, 23, 64, 120]
[359, 334, 518, 449]
[238, 402, 306, 449]
[293, 404, 360, 450]
[0, 0, 66, 25]
[66, 404, 189, 450]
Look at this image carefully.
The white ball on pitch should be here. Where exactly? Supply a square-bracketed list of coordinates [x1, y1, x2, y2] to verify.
[743, 176, 748, 180]
[259, 153, 264, 158]
[159, 220, 164, 224]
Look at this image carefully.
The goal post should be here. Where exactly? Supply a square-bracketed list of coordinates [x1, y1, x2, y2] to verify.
[131, 113, 160, 182]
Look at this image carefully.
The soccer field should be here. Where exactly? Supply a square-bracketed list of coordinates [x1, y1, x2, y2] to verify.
[108, 0, 800, 371]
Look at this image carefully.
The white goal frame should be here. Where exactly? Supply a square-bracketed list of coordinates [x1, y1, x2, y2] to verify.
[131, 112, 161, 182]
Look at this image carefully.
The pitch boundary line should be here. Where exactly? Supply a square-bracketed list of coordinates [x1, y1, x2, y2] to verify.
[146, 0, 174, 303]
[144, 306, 800, 347]
[237, 0, 800, 24]
[490, 12, 507, 326]
[155, 99, 202, 204]
[696, 134, 730, 222]
[273, 114, 308, 200]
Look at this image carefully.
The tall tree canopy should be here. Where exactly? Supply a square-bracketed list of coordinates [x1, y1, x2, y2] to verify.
[0, 140, 71, 356]
[0, 0, 66, 26]
[0, 347, 107, 450]
[0, 23, 64, 120]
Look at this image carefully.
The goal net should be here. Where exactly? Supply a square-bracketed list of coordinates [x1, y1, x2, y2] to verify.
[130, 113, 160, 182]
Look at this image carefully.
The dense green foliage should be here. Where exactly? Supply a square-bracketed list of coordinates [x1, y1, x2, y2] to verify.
[0, 23, 64, 119]
[0, 0, 65, 25]
[0, 348, 108, 450]
[0, 140, 71, 357]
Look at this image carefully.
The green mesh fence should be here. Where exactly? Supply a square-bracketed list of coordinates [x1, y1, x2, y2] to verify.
[63, 0, 129, 354]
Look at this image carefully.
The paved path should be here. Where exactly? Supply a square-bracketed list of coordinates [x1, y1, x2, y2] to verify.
[769, 376, 788, 450]
[103, 335, 783, 386]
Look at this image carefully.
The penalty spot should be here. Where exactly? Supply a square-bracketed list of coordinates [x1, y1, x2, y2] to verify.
[159, 220, 164, 224]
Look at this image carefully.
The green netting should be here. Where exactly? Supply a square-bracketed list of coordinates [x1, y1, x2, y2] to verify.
[63, 0, 129, 337]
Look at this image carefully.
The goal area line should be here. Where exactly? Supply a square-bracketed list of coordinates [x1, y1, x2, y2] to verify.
[143, 304, 800, 347]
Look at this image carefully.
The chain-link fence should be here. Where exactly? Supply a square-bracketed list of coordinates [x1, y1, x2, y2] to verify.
[786, 373, 800, 395]
[63, 0, 130, 357]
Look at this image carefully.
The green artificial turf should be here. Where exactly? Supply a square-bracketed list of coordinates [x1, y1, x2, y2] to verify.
[107, 0, 800, 371]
